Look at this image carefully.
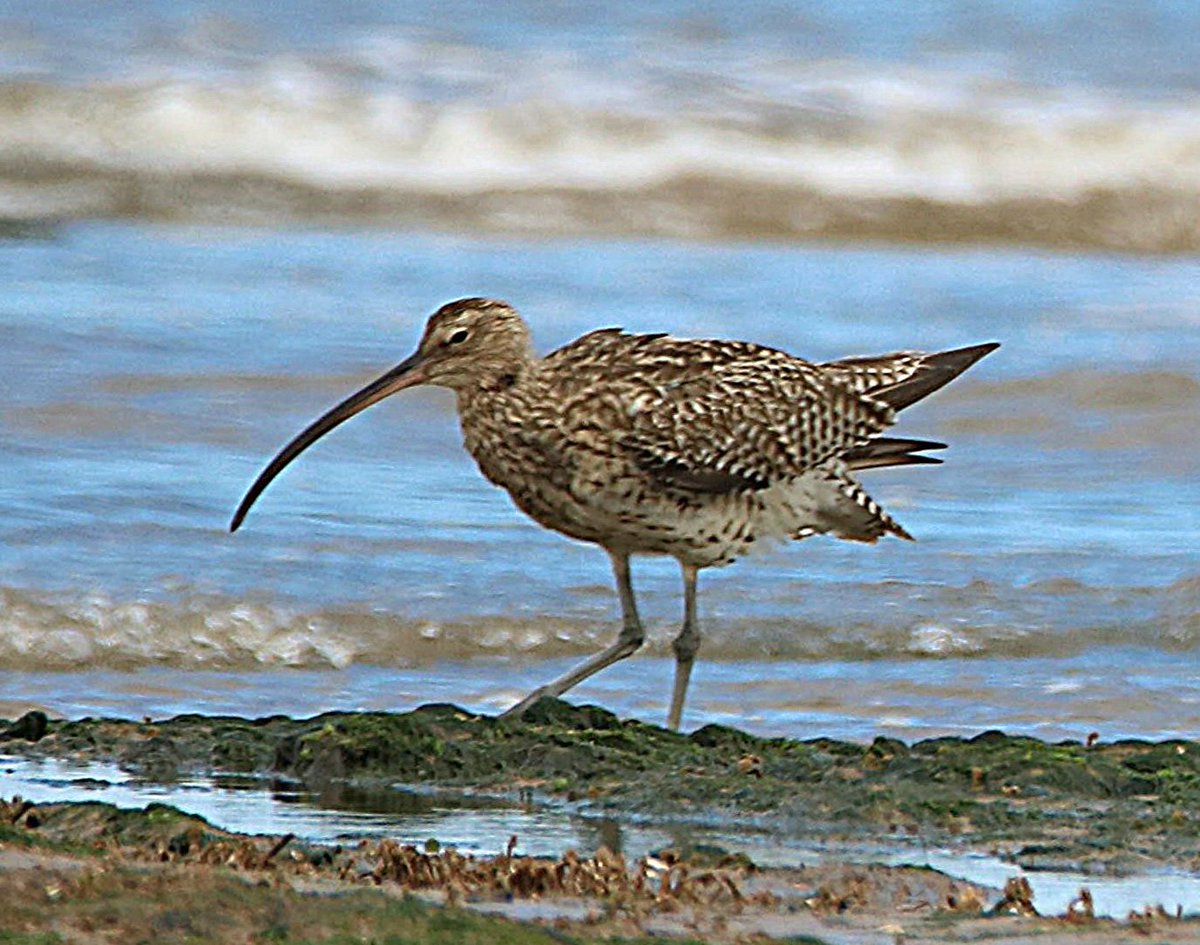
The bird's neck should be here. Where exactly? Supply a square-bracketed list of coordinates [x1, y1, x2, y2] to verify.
[455, 360, 542, 475]
[454, 357, 536, 411]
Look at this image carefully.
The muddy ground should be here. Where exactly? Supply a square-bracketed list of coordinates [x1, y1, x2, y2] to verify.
[3, 699, 1200, 943]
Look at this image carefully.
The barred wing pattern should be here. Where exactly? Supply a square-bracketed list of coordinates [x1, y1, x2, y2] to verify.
[548, 331, 898, 494]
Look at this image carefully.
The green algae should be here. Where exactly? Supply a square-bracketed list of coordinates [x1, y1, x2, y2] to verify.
[0, 797, 239, 860]
[7, 700, 1200, 868]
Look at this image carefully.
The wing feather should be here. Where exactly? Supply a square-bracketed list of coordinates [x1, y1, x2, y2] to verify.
[547, 333, 896, 494]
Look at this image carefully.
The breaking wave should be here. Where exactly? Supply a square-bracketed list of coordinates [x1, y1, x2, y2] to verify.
[6, 58, 1200, 252]
[1, 577, 1196, 672]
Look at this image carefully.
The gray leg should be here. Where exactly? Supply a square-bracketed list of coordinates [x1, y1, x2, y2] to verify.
[666, 563, 700, 731]
[501, 550, 644, 719]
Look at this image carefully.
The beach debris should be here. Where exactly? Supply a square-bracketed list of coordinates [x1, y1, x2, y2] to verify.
[736, 754, 763, 778]
[360, 836, 758, 909]
[805, 870, 873, 913]
[0, 790, 844, 917]
[263, 832, 295, 864]
[943, 884, 987, 913]
[3, 797, 35, 826]
[991, 875, 1038, 916]
[1127, 901, 1184, 932]
[1063, 887, 1094, 923]
[804, 867, 987, 917]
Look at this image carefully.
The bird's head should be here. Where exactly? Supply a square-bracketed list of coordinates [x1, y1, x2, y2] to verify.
[229, 297, 532, 531]
[413, 298, 533, 390]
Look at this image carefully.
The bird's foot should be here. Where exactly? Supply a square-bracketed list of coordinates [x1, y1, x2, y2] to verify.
[499, 687, 552, 720]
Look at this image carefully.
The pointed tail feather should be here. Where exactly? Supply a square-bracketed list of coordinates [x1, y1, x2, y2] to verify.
[844, 436, 947, 471]
[875, 342, 1000, 412]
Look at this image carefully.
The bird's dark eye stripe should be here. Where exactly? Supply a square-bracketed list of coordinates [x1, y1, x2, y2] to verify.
[447, 329, 470, 345]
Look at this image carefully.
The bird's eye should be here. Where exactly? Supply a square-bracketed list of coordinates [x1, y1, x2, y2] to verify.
[447, 329, 470, 346]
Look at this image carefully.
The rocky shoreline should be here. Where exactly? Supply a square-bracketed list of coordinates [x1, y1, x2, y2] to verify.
[3, 700, 1200, 943]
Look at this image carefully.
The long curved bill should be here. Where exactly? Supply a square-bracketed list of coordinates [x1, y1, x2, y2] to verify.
[230, 350, 426, 532]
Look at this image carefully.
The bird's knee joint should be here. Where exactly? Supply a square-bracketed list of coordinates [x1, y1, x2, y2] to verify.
[618, 623, 645, 648]
[672, 631, 700, 662]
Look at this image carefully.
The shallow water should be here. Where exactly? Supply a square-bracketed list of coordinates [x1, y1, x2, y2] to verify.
[2, 650, 1199, 745]
[2, 223, 1199, 736]
[2, 1, 1200, 744]
[5, 753, 1198, 920]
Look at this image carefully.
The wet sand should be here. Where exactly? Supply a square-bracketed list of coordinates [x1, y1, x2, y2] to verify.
[4, 702, 1200, 943]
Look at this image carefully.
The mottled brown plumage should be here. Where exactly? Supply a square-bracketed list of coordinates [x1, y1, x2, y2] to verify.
[231, 298, 997, 729]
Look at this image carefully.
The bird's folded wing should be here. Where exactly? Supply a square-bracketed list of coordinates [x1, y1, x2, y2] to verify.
[556, 335, 898, 494]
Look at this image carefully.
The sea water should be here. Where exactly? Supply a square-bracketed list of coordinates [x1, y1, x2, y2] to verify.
[1, 0, 1198, 740]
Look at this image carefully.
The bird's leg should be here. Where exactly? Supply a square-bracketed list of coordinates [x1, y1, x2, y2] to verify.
[666, 563, 701, 731]
[500, 550, 645, 720]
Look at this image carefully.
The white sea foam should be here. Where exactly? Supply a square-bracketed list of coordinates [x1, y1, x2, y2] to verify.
[4, 58, 1200, 250]
[0, 579, 1195, 672]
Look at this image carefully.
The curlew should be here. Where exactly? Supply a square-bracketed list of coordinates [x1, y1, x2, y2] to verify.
[231, 298, 997, 730]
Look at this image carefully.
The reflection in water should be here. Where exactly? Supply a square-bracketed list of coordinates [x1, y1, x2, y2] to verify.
[6, 753, 1200, 919]
[588, 817, 625, 857]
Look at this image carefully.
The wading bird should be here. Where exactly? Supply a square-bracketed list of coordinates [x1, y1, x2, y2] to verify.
[231, 298, 997, 729]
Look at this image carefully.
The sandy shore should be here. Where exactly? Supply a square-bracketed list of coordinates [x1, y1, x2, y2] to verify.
[3, 700, 1200, 943]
